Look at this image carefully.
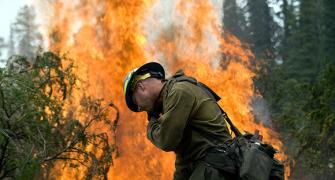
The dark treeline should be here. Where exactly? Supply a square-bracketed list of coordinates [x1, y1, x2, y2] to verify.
[223, 0, 334, 179]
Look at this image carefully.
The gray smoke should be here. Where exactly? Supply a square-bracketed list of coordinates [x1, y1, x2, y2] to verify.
[251, 96, 272, 127]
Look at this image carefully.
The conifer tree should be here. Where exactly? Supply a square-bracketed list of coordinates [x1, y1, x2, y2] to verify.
[11, 5, 42, 60]
[223, 0, 248, 42]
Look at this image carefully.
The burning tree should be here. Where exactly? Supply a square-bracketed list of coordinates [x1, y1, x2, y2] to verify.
[0, 52, 119, 179]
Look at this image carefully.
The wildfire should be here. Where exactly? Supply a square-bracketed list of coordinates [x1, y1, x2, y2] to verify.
[34, 0, 290, 179]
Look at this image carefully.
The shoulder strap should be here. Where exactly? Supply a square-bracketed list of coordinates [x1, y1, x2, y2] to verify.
[171, 70, 242, 137]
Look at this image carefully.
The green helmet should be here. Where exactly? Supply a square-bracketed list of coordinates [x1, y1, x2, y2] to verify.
[123, 62, 165, 112]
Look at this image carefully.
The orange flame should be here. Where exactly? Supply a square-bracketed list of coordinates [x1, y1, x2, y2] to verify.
[34, 0, 290, 179]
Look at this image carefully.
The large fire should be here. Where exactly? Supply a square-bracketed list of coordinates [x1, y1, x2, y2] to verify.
[33, 0, 289, 179]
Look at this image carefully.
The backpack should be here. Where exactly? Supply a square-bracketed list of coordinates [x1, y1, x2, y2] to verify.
[171, 70, 285, 180]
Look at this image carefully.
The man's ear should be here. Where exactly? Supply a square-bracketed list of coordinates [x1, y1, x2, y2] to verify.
[137, 81, 145, 91]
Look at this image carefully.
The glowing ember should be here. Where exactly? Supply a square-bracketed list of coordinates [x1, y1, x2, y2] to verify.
[34, 0, 290, 179]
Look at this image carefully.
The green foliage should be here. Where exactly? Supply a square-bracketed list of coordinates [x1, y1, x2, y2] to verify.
[322, 0, 335, 64]
[246, 0, 276, 61]
[229, 0, 335, 178]
[261, 63, 335, 177]
[283, 0, 322, 80]
[223, 0, 277, 61]
[303, 64, 335, 163]
[0, 52, 118, 179]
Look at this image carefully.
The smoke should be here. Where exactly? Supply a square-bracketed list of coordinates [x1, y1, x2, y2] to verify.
[143, 0, 224, 74]
[251, 95, 272, 127]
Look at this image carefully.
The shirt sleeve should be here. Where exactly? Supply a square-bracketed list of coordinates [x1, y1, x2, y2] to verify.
[147, 84, 196, 151]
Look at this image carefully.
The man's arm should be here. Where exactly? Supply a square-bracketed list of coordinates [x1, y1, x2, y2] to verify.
[147, 84, 196, 151]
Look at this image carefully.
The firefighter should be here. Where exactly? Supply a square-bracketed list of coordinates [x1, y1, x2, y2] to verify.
[123, 62, 237, 180]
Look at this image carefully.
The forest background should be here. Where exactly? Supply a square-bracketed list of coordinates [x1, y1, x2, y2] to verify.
[0, 0, 334, 179]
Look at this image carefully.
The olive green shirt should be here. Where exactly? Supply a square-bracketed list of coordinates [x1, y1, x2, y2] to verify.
[147, 73, 232, 179]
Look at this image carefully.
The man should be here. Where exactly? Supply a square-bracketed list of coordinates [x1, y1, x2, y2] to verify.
[123, 62, 236, 180]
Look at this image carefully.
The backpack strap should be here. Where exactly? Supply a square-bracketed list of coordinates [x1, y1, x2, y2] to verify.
[171, 70, 242, 137]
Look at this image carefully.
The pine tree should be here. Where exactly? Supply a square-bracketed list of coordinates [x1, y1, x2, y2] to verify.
[12, 5, 42, 60]
[246, 0, 276, 61]
[223, 0, 248, 42]
[7, 25, 16, 58]
[281, 0, 298, 62]
[322, 0, 335, 64]
[0, 37, 6, 63]
[283, 0, 321, 80]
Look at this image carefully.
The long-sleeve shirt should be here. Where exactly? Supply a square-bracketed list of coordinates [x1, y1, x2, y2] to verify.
[147, 72, 232, 179]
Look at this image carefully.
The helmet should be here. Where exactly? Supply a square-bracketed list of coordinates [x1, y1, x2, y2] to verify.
[123, 62, 165, 112]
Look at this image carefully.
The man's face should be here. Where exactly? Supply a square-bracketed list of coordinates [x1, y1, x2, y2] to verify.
[131, 80, 155, 112]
